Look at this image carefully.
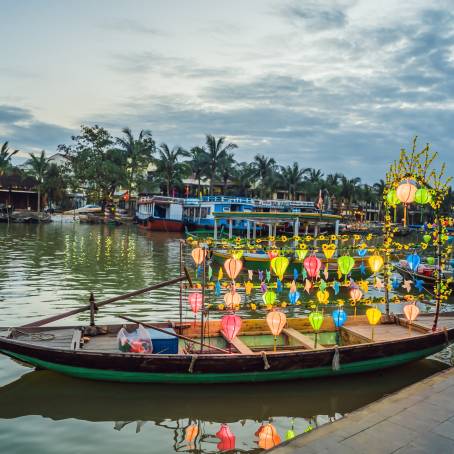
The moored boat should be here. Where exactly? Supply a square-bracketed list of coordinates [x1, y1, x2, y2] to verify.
[136, 196, 184, 232]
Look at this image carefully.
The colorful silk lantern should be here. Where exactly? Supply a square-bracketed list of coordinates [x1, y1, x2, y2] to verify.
[368, 254, 384, 273]
[262, 290, 277, 306]
[396, 180, 417, 204]
[221, 314, 242, 352]
[295, 248, 308, 260]
[386, 189, 401, 206]
[224, 258, 243, 280]
[258, 423, 281, 450]
[191, 247, 206, 265]
[415, 187, 431, 204]
[366, 307, 381, 340]
[338, 255, 355, 276]
[216, 424, 235, 452]
[224, 291, 241, 309]
[406, 253, 421, 272]
[304, 255, 322, 278]
[266, 310, 287, 351]
[404, 303, 420, 322]
[316, 289, 329, 304]
[423, 234, 431, 243]
[332, 309, 347, 328]
[188, 292, 203, 314]
[350, 287, 363, 303]
[309, 311, 324, 331]
[271, 256, 289, 280]
[427, 256, 435, 265]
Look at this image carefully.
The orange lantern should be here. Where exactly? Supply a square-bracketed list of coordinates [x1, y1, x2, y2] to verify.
[185, 424, 199, 443]
[258, 423, 281, 450]
[266, 310, 287, 351]
[192, 247, 206, 265]
[396, 180, 417, 204]
[224, 258, 243, 280]
[224, 291, 241, 310]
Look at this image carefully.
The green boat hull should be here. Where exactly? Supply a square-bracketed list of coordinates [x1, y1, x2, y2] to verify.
[1, 345, 443, 384]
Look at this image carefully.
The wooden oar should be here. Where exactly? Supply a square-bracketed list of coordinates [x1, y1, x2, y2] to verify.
[21, 273, 191, 328]
[117, 315, 230, 354]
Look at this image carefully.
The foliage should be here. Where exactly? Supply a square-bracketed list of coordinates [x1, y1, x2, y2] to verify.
[0, 141, 19, 176]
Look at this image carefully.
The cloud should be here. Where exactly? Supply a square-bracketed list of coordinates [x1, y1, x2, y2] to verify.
[102, 18, 161, 36]
[0, 105, 74, 155]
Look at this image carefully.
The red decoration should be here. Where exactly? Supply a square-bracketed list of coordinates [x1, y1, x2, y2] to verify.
[221, 314, 242, 343]
[303, 255, 322, 278]
[188, 292, 203, 314]
[267, 250, 279, 260]
[123, 191, 130, 202]
[216, 424, 236, 452]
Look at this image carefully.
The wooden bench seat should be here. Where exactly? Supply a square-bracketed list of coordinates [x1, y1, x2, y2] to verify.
[221, 332, 254, 354]
[283, 328, 326, 350]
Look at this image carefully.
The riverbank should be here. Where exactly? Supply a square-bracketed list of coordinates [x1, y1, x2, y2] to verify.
[271, 366, 454, 453]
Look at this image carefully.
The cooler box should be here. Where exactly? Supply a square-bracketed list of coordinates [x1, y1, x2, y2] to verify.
[147, 327, 178, 354]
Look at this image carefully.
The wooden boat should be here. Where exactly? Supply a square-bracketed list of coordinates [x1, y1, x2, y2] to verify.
[136, 196, 185, 232]
[1, 313, 453, 384]
[395, 261, 454, 288]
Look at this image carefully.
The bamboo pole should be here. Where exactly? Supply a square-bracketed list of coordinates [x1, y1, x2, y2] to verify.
[117, 315, 229, 354]
[21, 274, 188, 328]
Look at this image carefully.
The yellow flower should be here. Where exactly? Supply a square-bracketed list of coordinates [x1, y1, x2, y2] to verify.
[281, 235, 288, 242]
[250, 303, 257, 311]
[218, 304, 225, 310]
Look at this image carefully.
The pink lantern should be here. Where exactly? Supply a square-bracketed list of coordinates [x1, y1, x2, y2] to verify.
[224, 258, 243, 280]
[404, 304, 420, 322]
[221, 314, 242, 342]
[216, 424, 236, 452]
[224, 291, 241, 309]
[350, 288, 363, 303]
[396, 180, 417, 204]
[188, 292, 203, 314]
[303, 255, 322, 278]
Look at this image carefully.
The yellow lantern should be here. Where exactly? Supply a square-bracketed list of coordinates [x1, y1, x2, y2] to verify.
[368, 254, 384, 273]
[224, 291, 241, 310]
[271, 256, 289, 280]
[322, 243, 336, 259]
[224, 258, 243, 280]
[366, 307, 381, 340]
[266, 310, 287, 351]
[396, 180, 417, 204]
[191, 247, 206, 265]
[316, 290, 329, 305]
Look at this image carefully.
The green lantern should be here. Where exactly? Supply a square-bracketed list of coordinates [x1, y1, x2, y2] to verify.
[427, 257, 435, 265]
[386, 189, 401, 206]
[262, 290, 277, 306]
[337, 255, 355, 276]
[415, 188, 431, 204]
[309, 311, 324, 331]
[423, 234, 431, 243]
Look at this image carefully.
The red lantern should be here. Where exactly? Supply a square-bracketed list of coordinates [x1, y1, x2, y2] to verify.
[188, 292, 203, 314]
[221, 314, 242, 342]
[216, 424, 236, 452]
[303, 255, 322, 278]
[224, 258, 243, 280]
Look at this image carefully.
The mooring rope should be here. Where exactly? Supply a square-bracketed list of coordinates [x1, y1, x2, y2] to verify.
[261, 351, 271, 370]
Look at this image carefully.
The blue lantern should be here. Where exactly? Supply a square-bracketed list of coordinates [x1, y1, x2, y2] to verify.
[289, 290, 300, 305]
[332, 309, 347, 328]
[406, 253, 421, 272]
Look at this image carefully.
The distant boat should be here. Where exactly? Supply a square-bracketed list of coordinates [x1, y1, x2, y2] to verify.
[136, 196, 184, 232]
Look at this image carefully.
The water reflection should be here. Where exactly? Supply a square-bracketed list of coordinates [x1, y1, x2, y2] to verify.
[0, 360, 447, 453]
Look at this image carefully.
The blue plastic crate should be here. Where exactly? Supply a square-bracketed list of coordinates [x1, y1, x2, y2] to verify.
[146, 327, 178, 354]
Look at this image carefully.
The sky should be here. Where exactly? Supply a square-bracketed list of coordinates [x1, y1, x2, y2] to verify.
[1, 0, 453, 183]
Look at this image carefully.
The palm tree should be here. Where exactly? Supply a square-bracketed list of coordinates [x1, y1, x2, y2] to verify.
[189, 146, 209, 196]
[25, 150, 49, 213]
[217, 152, 237, 194]
[340, 176, 361, 213]
[116, 128, 155, 211]
[280, 162, 309, 200]
[0, 141, 19, 176]
[204, 135, 238, 195]
[373, 179, 386, 220]
[303, 168, 324, 199]
[231, 162, 255, 197]
[154, 143, 190, 196]
[252, 154, 277, 198]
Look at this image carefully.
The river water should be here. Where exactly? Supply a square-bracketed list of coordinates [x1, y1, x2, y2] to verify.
[0, 223, 450, 453]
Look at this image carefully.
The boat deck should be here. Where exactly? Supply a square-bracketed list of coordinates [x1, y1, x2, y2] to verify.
[345, 323, 424, 342]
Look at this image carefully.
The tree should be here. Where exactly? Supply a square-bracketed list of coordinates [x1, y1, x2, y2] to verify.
[340, 176, 361, 212]
[217, 152, 237, 194]
[280, 162, 309, 200]
[252, 154, 277, 198]
[42, 163, 69, 209]
[59, 125, 126, 204]
[25, 150, 49, 212]
[303, 168, 324, 200]
[116, 128, 155, 211]
[189, 146, 209, 196]
[154, 143, 190, 196]
[231, 162, 255, 197]
[373, 179, 386, 220]
[0, 141, 19, 176]
[204, 135, 238, 194]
